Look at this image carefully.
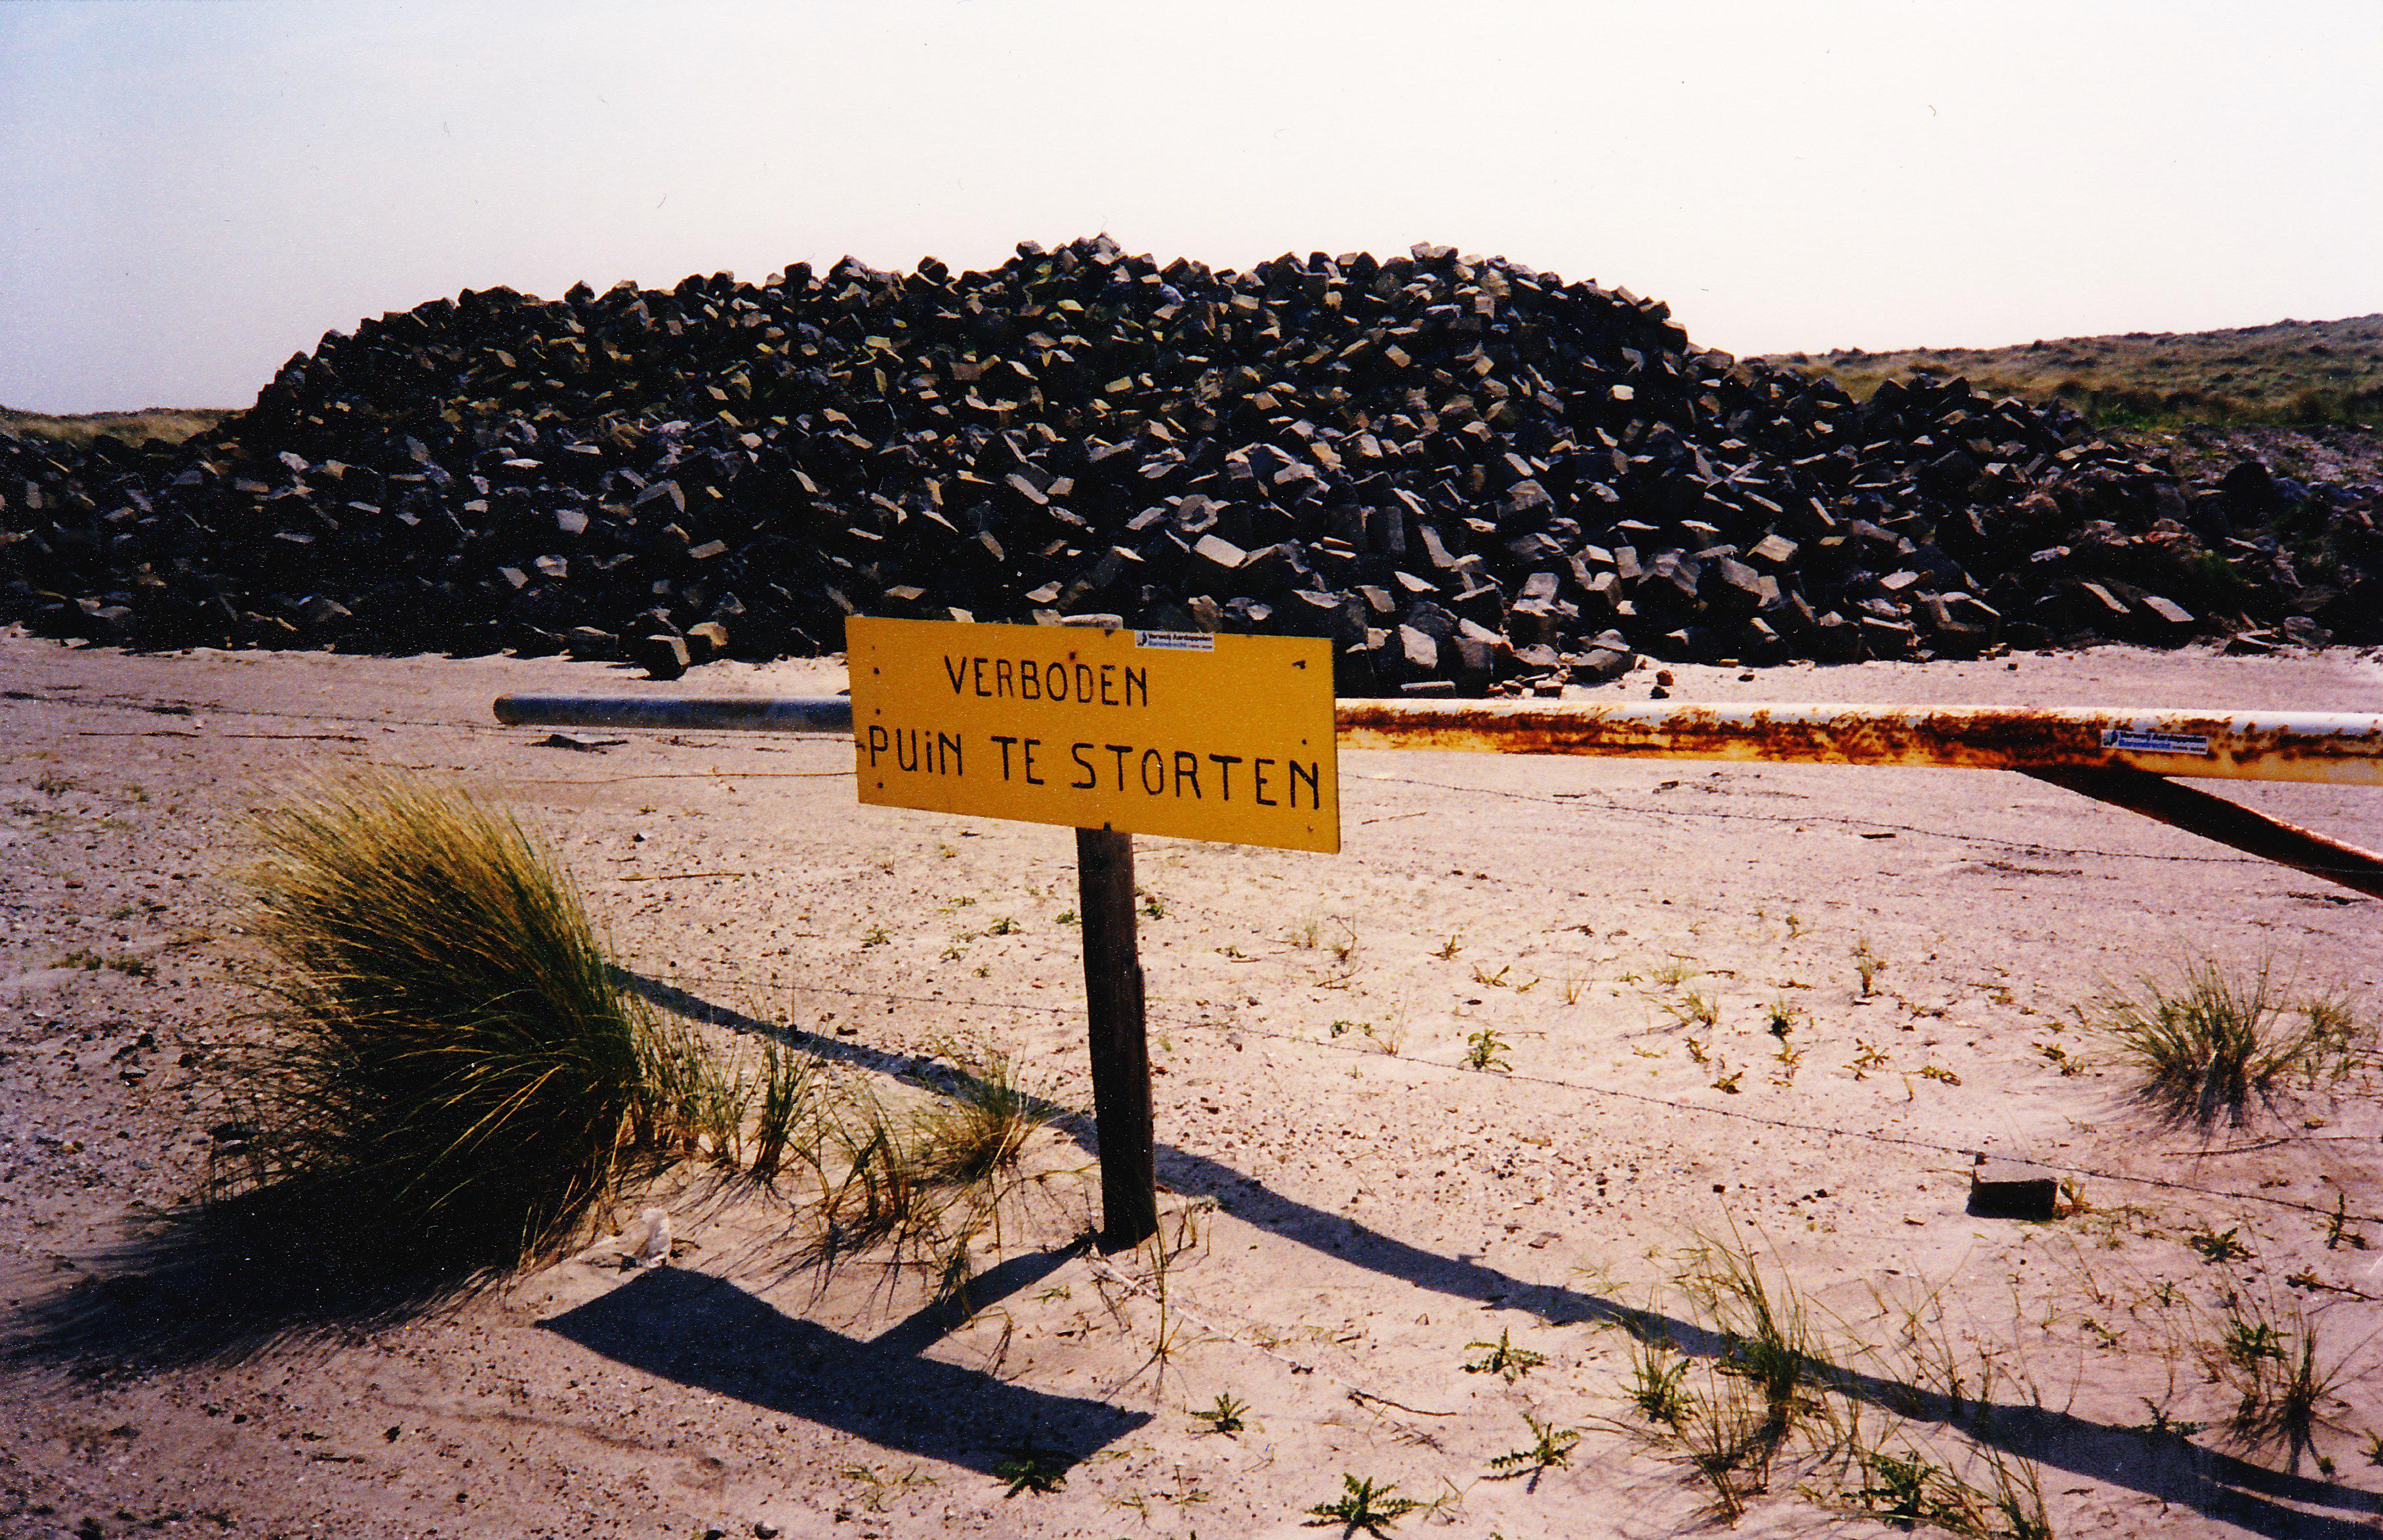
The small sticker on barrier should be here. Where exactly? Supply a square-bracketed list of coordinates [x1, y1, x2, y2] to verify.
[1134, 630, 1215, 652]
[2102, 727, 2212, 756]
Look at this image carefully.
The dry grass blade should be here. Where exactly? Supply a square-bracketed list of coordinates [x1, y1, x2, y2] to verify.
[238, 771, 664, 1270]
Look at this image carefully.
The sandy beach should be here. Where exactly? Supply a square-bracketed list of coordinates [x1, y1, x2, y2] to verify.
[3, 633, 2380, 1539]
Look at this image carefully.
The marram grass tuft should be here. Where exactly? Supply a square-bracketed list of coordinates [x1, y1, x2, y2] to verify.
[239, 773, 662, 1271]
[2083, 954, 2364, 1128]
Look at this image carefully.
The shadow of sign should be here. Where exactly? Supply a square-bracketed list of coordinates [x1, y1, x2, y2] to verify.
[538, 1266, 1148, 1477]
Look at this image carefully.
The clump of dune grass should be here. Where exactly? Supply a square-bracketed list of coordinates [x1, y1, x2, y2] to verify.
[747, 1038, 818, 1185]
[795, 1080, 941, 1271]
[2207, 1293, 2363, 1472]
[637, 1017, 756, 1166]
[237, 772, 670, 1271]
[1680, 1224, 1829, 1441]
[1612, 1225, 2064, 1534]
[914, 1047, 1042, 1187]
[783, 1048, 1050, 1301]
[2081, 956, 2364, 1127]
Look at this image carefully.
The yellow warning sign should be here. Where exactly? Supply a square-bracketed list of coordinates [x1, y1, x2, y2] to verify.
[846, 617, 1339, 853]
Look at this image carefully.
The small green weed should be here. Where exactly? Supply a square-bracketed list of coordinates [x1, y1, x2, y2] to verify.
[1192, 1391, 1248, 1435]
[1854, 937, 1883, 996]
[1629, 1338, 1690, 1427]
[1844, 1446, 1983, 1533]
[2212, 1296, 2353, 1469]
[1464, 1327, 1547, 1381]
[993, 1438, 1069, 1496]
[2188, 1225, 2252, 1264]
[1463, 1028, 1510, 1072]
[1488, 1414, 1579, 1482]
[838, 1461, 938, 1512]
[986, 915, 1020, 935]
[2222, 1312, 2287, 1370]
[1304, 1474, 1422, 1535]
[1666, 989, 1718, 1030]
[1654, 955, 1699, 988]
[2325, 1192, 2369, 1250]
[2134, 1398, 2209, 1439]
[861, 925, 891, 948]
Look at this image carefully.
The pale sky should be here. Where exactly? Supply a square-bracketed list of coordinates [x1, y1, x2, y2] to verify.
[3, 1, 2378, 414]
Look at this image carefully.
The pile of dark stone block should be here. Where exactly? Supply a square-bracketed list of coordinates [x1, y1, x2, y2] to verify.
[5, 237, 2379, 692]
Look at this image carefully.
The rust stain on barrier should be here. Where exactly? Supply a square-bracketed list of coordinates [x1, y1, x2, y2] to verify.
[1332, 701, 2383, 786]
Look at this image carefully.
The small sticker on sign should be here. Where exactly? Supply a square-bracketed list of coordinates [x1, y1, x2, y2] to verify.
[1135, 630, 1215, 652]
[2102, 727, 2212, 756]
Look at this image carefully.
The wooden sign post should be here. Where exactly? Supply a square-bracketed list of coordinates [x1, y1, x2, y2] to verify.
[1074, 826, 1154, 1246]
[845, 617, 1339, 1247]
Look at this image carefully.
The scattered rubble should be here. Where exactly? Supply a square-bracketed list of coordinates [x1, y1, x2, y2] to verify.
[6, 237, 2380, 692]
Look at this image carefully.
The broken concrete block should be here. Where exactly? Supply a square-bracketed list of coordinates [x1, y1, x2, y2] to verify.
[1966, 1160, 2058, 1221]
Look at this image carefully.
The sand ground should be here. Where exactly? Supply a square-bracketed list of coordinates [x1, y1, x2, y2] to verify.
[3, 633, 2381, 1540]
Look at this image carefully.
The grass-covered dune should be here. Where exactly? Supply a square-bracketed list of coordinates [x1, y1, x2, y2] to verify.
[1768, 314, 2383, 428]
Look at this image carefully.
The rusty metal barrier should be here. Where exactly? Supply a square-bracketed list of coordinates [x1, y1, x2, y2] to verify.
[493, 693, 2383, 899]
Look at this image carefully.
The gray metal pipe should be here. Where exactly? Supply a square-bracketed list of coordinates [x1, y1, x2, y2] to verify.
[495, 694, 855, 734]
